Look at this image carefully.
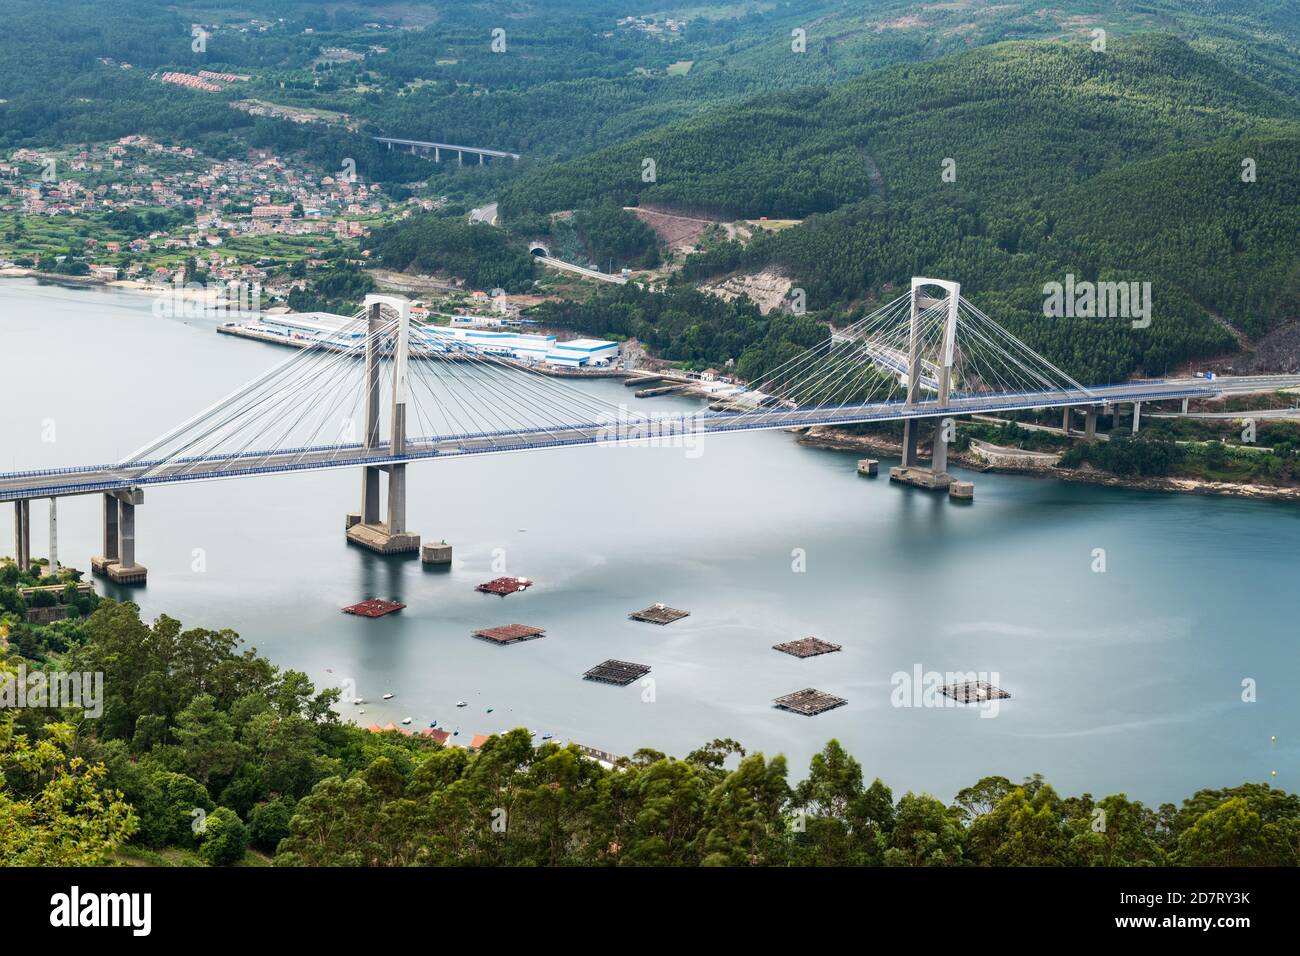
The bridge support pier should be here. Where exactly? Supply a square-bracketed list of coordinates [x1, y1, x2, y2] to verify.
[346, 465, 420, 554]
[1181, 397, 1189, 414]
[92, 489, 147, 585]
[1061, 406, 1072, 435]
[890, 279, 967, 496]
[345, 297, 422, 556]
[930, 416, 950, 476]
[900, 418, 921, 468]
[12, 499, 31, 573]
[1084, 407, 1098, 440]
[47, 497, 58, 575]
[1132, 401, 1142, 434]
[890, 416, 956, 491]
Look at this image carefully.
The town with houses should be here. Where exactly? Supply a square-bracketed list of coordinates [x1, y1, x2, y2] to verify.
[0, 134, 629, 374]
[0, 134, 440, 294]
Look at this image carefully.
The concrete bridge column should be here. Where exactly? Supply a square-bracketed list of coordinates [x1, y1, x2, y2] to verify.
[13, 500, 31, 573]
[1084, 407, 1098, 440]
[478, 152, 484, 165]
[118, 500, 136, 569]
[387, 464, 407, 535]
[93, 494, 119, 575]
[48, 498, 58, 574]
[1061, 406, 1072, 434]
[1181, 397, 1189, 414]
[1132, 401, 1142, 434]
[931, 417, 949, 475]
[434, 147, 440, 162]
[361, 467, 382, 524]
[457, 150, 463, 166]
[92, 489, 146, 584]
[901, 418, 920, 468]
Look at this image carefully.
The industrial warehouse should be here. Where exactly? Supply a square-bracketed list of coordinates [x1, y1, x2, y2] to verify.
[217, 310, 620, 368]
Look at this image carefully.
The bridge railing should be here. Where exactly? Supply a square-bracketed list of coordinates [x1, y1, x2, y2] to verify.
[0, 384, 1226, 498]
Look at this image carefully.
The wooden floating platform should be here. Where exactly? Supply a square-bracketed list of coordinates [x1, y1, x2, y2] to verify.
[774, 687, 848, 716]
[629, 603, 690, 625]
[773, 637, 842, 658]
[583, 659, 651, 686]
[476, 576, 532, 596]
[941, 681, 1010, 704]
[473, 623, 546, 645]
[342, 598, 406, 618]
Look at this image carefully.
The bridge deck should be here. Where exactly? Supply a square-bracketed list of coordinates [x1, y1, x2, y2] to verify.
[4, 376, 1295, 502]
[373, 136, 521, 159]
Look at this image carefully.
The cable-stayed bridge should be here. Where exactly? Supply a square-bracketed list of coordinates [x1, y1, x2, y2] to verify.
[5, 280, 1298, 583]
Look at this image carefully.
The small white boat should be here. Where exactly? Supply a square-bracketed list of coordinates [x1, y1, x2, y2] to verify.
[456, 700, 467, 707]
[541, 733, 553, 740]
[401, 717, 412, 725]
[383, 693, 394, 700]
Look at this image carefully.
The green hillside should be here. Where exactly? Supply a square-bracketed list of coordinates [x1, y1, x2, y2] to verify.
[711, 0, 1300, 100]
[496, 34, 1299, 383]
[676, 132, 1299, 382]
[499, 34, 1299, 219]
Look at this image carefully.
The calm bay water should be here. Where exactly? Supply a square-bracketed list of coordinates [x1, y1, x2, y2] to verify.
[2, 278, 1296, 803]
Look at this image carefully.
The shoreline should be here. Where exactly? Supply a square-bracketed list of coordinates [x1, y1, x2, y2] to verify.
[797, 426, 1300, 502]
[1, 268, 189, 299]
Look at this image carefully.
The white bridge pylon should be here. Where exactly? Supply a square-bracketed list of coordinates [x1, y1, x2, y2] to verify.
[906, 278, 961, 473]
[909, 277, 961, 407]
[724, 276, 1095, 476]
[739, 277, 1092, 413]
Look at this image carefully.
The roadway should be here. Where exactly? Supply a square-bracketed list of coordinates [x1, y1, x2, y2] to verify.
[6, 375, 1299, 502]
[1148, 408, 1300, 420]
[535, 256, 628, 284]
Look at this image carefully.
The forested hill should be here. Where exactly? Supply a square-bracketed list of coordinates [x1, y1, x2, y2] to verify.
[5, 1, 1298, 175]
[496, 34, 1299, 383]
[684, 132, 1297, 384]
[498, 34, 1299, 220]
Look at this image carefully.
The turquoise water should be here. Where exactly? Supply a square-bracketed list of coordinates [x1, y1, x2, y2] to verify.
[2, 279, 1296, 802]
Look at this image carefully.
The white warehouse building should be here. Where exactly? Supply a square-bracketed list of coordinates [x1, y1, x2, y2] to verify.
[545, 338, 620, 367]
[236, 312, 619, 368]
[416, 327, 618, 368]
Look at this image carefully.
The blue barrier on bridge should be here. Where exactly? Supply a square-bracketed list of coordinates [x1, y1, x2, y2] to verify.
[0, 383, 1225, 501]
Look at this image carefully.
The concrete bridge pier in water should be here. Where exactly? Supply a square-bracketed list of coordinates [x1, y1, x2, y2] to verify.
[91, 487, 147, 584]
